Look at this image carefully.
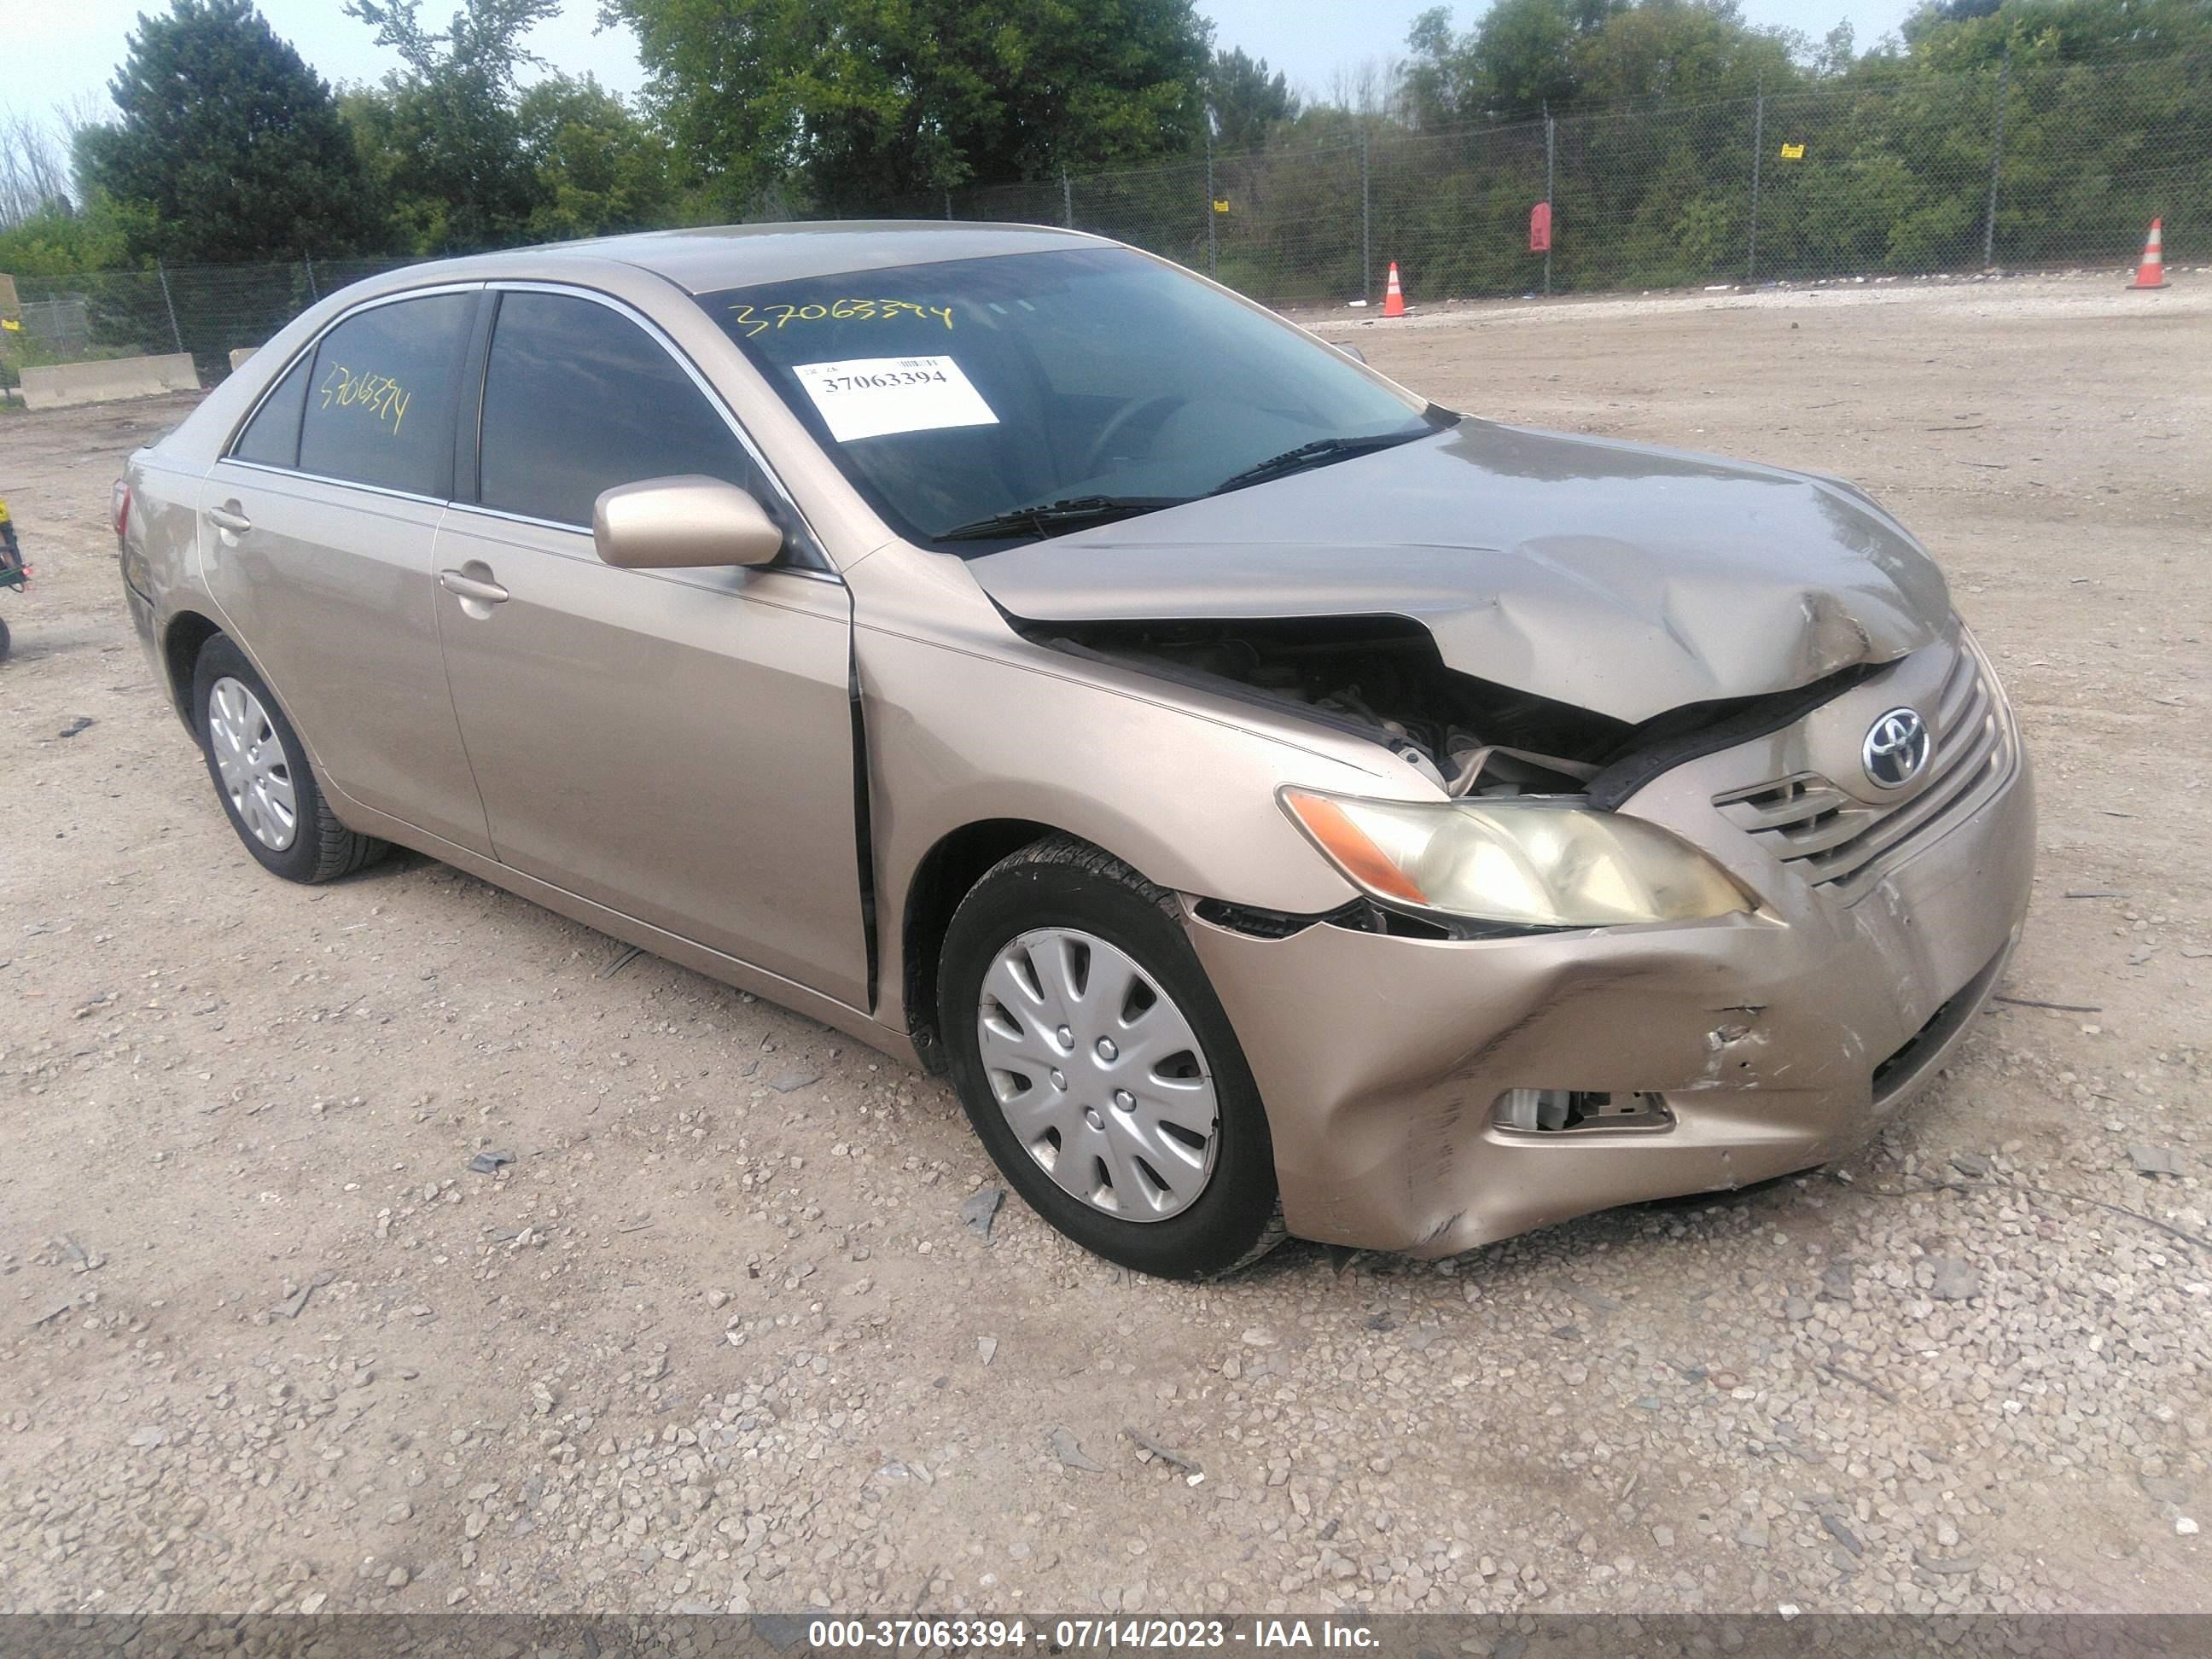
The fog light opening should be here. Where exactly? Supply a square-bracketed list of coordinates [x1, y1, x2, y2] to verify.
[1494, 1088, 1673, 1134]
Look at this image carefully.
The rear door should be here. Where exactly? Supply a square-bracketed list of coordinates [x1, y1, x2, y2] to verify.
[431, 285, 869, 1008]
[201, 288, 493, 855]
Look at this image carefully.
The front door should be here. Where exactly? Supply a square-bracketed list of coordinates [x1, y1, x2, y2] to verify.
[431, 288, 870, 1010]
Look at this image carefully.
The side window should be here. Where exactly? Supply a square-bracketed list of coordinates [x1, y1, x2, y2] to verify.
[231, 352, 311, 469]
[297, 293, 473, 497]
[477, 292, 771, 535]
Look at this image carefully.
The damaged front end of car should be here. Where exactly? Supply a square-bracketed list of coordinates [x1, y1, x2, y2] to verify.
[960, 426, 2034, 1254]
[1016, 610, 1884, 946]
[1190, 615, 2023, 1254]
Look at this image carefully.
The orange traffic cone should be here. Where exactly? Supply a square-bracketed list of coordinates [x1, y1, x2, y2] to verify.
[2131, 218, 2167, 289]
[1382, 261, 1407, 317]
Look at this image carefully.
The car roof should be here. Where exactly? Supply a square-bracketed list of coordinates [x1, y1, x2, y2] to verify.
[447, 221, 1103, 295]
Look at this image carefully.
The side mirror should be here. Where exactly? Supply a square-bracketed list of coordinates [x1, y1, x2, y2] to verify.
[592, 475, 783, 570]
[1337, 342, 1368, 365]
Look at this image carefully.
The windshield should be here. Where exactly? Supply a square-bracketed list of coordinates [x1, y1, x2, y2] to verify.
[697, 247, 1443, 550]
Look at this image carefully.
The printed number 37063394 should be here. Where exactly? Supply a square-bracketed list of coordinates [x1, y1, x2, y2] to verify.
[811, 365, 950, 394]
[729, 299, 955, 338]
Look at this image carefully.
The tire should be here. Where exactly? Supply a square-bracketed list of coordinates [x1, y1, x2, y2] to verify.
[0, 613, 10, 661]
[191, 635, 387, 884]
[938, 835, 1284, 1279]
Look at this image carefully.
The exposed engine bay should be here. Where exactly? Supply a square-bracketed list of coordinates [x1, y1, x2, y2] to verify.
[1027, 614, 1634, 797]
[1024, 612, 1885, 811]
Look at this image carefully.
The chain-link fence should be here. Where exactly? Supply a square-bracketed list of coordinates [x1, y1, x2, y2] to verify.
[5, 49, 2203, 393]
[900, 47, 2207, 303]
[2, 256, 415, 393]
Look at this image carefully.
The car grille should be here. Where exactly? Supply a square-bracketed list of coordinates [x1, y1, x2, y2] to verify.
[1713, 639, 2012, 898]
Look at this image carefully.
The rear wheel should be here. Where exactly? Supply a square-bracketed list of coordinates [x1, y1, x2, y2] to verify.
[938, 835, 1283, 1278]
[192, 635, 387, 883]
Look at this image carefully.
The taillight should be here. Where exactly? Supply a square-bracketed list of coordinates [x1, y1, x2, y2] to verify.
[112, 480, 131, 541]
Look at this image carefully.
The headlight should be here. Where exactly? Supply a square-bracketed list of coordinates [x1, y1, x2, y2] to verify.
[1281, 789, 1755, 928]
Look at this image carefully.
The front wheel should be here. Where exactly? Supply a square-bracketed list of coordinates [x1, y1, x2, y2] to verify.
[192, 635, 387, 883]
[938, 836, 1283, 1279]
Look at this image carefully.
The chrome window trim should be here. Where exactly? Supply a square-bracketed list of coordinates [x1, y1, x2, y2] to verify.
[223, 280, 487, 464]
[216, 457, 449, 511]
[219, 275, 839, 581]
[441, 497, 844, 587]
[477, 279, 833, 573]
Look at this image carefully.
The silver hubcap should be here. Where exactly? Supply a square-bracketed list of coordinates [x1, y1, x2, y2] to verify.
[207, 676, 298, 852]
[976, 928, 1220, 1222]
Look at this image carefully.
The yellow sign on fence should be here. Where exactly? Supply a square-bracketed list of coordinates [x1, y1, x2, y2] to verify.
[1213, 198, 1231, 213]
[1779, 143, 1806, 160]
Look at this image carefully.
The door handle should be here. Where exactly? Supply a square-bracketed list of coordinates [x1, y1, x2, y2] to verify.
[207, 504, 253, 535]
[438, 568, 509, 605]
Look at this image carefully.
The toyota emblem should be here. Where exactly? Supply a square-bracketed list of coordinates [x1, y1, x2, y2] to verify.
[1862, 707, 1931, 790]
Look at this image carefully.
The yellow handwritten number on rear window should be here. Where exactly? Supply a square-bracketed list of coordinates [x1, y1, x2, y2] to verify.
[728, 300, 956, 338]
[317, 364, 412, 436]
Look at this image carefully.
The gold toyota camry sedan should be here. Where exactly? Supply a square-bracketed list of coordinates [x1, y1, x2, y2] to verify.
[116, 224, 2034, 1278]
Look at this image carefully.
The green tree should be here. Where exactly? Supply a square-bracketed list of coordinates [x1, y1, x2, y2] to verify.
[608, 0, 1214, 212]
[516, 74, 678, 239]
[1473, 0, 1587, 115]
[1400, 8, 1475, 125]
[1901, 0, 2212, 67]
[74, 0, 384, 263]
[1083, 0, 2212, 302]
[1811, 20, 1856, 79]
[1399, 0, 1630, 125]
[1207, 47, 1300, 150]
[0, 197, 140, 278]
[343, 0, 559, 251]
[1570, 0, 1799, 105]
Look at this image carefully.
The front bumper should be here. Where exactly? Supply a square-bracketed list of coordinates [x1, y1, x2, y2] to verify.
[1191, 641, 2036, 1255]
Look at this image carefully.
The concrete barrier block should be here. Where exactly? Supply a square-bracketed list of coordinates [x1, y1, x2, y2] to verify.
[21, 352, 201, 410]
[229, 346, 259, 372]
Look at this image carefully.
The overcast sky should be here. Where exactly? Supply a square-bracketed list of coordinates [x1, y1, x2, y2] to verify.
[22, 0, 1916, 128]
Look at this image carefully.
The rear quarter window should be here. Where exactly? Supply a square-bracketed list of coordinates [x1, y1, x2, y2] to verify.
[231, 352, 311, 469]
[297, 293, 474, 497]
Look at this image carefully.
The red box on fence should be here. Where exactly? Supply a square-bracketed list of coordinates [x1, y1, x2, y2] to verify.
[1529, 201, 1552, 253]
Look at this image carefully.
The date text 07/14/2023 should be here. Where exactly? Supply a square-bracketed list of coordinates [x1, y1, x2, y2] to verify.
[806, 1617, 1380, 1650]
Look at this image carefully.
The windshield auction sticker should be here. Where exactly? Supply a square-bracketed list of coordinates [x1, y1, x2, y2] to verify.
[792, 356, 999, 443]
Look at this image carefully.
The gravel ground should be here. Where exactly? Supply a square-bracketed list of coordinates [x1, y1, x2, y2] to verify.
[1, 273, 2207, 1619]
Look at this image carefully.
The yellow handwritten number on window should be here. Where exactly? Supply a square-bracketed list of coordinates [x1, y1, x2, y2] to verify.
[727, 300, 956, 339]
[317, 364, 412, 436]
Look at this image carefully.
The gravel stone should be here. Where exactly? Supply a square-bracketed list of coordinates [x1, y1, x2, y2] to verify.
[1928, 1257, 1983, 1301]
[961, 1186, 1005, 1240]
[1051, 1429, 1105, 1473]
[2128, 1144, 2184, 1177]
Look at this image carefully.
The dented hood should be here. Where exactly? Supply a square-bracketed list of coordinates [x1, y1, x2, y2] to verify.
[966, 420, 1951, 725]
